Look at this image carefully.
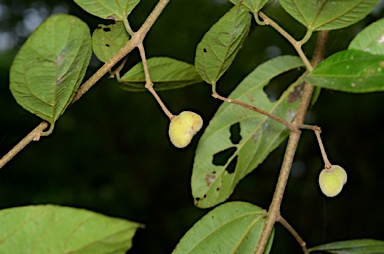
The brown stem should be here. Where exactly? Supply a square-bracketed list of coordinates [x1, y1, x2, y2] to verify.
[254, 30, 329, 254]
[278, 215, 309, 254]
[258, 12, 313, 72]
[0, 0, 170, 170]
[314, 127, 332, 169]
[138, 43, 174, 120]
[0, 122, 49, 169]
[212, 93, 297, 131]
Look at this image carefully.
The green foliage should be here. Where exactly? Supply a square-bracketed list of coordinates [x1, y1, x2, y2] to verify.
[9, 14, 91, 124]
[230, 0, 269, 13]
[349, 18, 384, 55]
[195, 4, 251, 88]
[192, 56, 304, 208]
[305, 50, 384, 93]
[120, 57, 202, 92]
[3, 0, 384, 253]
[92, 22, 130, 63]
[279, 0, 379, 31]
[0, 205, 142, 254]
[73, 0, 140, 20]
[309, 239, 384, 253]
[172, 202, 274, 254]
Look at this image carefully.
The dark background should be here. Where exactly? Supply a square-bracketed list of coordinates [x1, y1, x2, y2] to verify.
[1, 0, 384, 253]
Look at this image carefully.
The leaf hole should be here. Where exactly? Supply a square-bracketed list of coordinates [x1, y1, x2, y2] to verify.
[203, 48, 207, 53]
[226, 155, 238, 174]
[263, 68, 304, 102]
[230, 122, 242, 144]
[105, 44, 110, 47]
[212, 147, 237, 166]
[103, 27, 111, 32]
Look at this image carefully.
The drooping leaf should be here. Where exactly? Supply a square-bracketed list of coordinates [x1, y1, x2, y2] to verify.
[230, 0, 269, 13]
[172, 202, 274, 254]
[279, 0, 379, 31]
[9, 14, 92, 124]
[73, 0, 140, 20]
[309, 239, 384, 253]
[192, 56, 304, 208]
[92, 22, 129, 63]
[0, 205, 143, 254]
[305, 49, 384, 93]
[195, 5, 251, 87]
[120, 57, 203, 92]
[349, 18, 384, 55]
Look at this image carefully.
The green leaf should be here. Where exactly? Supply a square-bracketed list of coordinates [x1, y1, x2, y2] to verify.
[230, 0, 269, 13]
[119, 57, 203, 92]
[195, 5, 251, 87]
[279, 0, 379, 31]
[192, 56, 304, 208]
[309, 239, 384, 253]
[92, 22, 129, 63]
[172, 202, 274, 254]
[73, 0, 140, 20]
[9, 14, 92, 124]
[0, 205, 143, 254]
[349, 18, 384, 55]
[305, 49, 384, 93]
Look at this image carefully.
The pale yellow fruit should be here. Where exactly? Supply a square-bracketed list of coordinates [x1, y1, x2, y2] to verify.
[169, 111, 203, 148]
[318, 165, 347, 197]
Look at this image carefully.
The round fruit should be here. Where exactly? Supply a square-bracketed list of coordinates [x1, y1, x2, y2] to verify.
[318, 165, 347, 197]
[168, 111, 203, 148]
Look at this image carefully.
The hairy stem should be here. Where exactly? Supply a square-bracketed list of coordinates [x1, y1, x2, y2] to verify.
[254, 30, 329, 254]
[0, 0, 170, 170]
[212, 93, 296, 131]
[314, 127, 332, 169]
[138, 43, 174, 120]
[258, 12, 313, 72]
[278, 215, 309, 254]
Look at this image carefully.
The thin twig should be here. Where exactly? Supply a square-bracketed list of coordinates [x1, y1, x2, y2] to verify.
[277, 215, 309, 254]
[258, 12, 313, 72]
[254, 30, 329, 254]
[212, 93, 297, 131]
[0, 122, 49, 169]
[110, 57, 128, 80]
[0, 0, 171, 170]
[314, 127, 332, 169]
[138, 43, 174, 120]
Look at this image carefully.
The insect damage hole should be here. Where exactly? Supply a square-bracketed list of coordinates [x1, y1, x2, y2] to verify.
[263, 68, 304, 102]
[230, 122, 242, 144]
[213, 147, 237, 166]
[226, 155, 238, 174]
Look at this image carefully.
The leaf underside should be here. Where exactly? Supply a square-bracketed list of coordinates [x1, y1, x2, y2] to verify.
[279, 0, 379, 31]
[308, 239, 384, 253]
[73, 0, 140, 20]
[9, 14, 92, 124]
[92, 22, 129, 63]
[0, 205, 142, 254]
[120, 57, 203, 92]
[349, 18, 384, 56]
[192, 55, 305, 208]
[172, 202, 274, 254]
[230, 0, 270, 13]
[195, 4, 252, 86]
